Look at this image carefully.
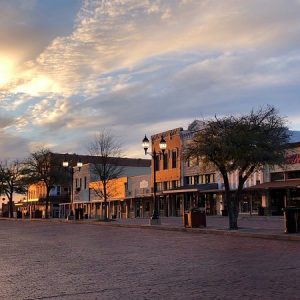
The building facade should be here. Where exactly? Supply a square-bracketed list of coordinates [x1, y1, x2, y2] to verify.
[59, 159, 151, 219]
[247, 142, 300, 215]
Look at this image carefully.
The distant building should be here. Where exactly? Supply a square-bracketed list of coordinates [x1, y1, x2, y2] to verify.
[248, 141, 300, 215]
[21, 153, 150, 218]
[59, 158, 151, 219]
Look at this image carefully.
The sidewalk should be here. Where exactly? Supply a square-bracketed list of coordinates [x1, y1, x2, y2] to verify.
[101, 215, 300, 242]
[2, 215, 300, 242]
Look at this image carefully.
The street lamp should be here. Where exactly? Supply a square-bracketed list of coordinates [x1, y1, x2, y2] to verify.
[62, 158, 83, 219]
[142, 135, 167, 225]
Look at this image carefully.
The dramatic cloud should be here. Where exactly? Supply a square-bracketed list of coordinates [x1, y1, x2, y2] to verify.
[0, 0, 300, 158]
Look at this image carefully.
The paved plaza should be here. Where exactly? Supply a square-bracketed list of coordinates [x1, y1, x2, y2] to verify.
[0, 219, 299, 300]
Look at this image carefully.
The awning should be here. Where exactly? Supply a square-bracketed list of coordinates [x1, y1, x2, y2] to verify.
[25, 199, 39, 202]
[247, 180, 300, 190]
[124, 194, 152, 200]
[162, 183, 219, 194]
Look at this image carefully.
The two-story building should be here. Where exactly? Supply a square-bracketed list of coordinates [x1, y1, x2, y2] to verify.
[247, 141, 300, 215]
[59, 158, 151, 219]
[149, 120, 267, 217]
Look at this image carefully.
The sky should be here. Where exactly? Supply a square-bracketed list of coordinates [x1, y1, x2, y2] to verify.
[1, 0, 300, 160]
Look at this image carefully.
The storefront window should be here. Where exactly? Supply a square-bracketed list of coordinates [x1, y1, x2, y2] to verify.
[270, 172, 284, 181]
[145, 202, 150, 212]
[287, 171, 300, 179]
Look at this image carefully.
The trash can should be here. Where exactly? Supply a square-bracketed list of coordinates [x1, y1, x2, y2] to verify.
[184, 208, 206, 228]
[258, 206, 264, 216]
[221, 209, 228, 216]
[183, 210, 189, 227]
[75, 208, 79, 220]
[284, 207, 299, 233]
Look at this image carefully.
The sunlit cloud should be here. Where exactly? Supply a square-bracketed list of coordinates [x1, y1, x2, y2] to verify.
[0, 0, 300, 159]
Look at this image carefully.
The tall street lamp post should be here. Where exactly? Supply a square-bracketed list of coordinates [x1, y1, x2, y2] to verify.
[142, 135, 167, 225]
[62, 158, 83, 219]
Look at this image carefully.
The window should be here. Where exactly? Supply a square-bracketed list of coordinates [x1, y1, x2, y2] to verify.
[163, 182, 168, 191]
[145, 202, 150, 212]
[184, 176, 189, 185]
[205, 174, 211, 183]
[172, 180, 178, 189]
[84, 177, 87, 189]
[185, 176, 197, 185]
[154, 155, 160, 171]
[172, 150, 177, 168]
[57, 186, 61, 196]
[157, 182, 163, 192]
[211, 174, 215, 183]
[194, 176, 199, 184]
[270, 172, 284, 181]
[163, 153, 168, 170]
[287, 171, 300, 179]
[160, 200, 164, 210]
[121, 202, 127, 213]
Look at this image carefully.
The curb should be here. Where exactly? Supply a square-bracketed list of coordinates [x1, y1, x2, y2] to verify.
[1, 217, 300, 242]
[90, 222, 300, 242]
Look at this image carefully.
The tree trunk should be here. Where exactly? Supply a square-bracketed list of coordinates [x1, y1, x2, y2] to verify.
[45, 187, 50, 219]
[221, 173, 239, 230]
[45, 197, 49, 219]
[8, 198, 13, 218]
[228, 191, 242, 230]
[103, 184, 108, 221]
[228, 196, 239, 230]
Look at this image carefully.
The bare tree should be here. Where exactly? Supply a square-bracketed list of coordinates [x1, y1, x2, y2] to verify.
[88, 131, 124, 220]
[185, 106, 290, 230]
[0, 160, 27, 218]
[23, 148, 63, 219]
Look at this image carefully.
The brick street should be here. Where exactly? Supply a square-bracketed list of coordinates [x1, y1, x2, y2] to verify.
[0, 220, 299, 300]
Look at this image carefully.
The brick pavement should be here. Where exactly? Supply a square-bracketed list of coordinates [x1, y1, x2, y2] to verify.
[0, 220, 299, 300]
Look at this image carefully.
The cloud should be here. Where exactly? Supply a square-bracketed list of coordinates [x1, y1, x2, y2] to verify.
[1, 0, 300, 158]
[3, 0, 300, 98]
[0, 130, 30, 160]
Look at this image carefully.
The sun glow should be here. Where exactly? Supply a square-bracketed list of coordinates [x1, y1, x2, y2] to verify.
[15, 75, 60, 96]
[0, 58, 14, 86]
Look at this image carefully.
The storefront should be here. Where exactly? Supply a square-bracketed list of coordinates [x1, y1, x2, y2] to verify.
[247, 179, 300, 215]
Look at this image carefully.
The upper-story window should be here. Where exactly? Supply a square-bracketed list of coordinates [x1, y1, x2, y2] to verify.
[163, 153, 168, 170]
[186, 159, 191, 167]
[270, 172, 284, 181]
[287, 171, 300, 179]
[57, 186, 61, 196]
[172, 150, 177, 168]
[172, 180, 179, 189]
[205, 174, 211, 183]
[163, 181, 168, 190]
[155, 155, 160, 171]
